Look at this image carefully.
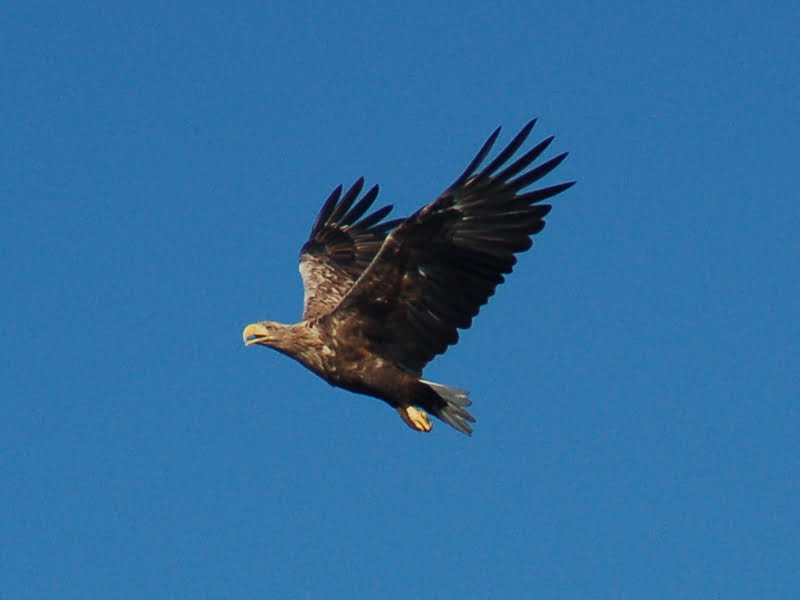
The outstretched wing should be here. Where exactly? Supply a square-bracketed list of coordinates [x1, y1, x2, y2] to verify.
[331, 119, 574, 373]
[299, 178, 403, 320]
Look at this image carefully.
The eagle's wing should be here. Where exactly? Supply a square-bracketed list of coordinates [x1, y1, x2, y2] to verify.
[331, 120, 574, 373]
[299, 178, 403, 320]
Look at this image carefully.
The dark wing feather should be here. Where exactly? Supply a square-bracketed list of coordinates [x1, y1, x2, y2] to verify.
[299, 177, 402, 320]
[331, 120, 574, 373]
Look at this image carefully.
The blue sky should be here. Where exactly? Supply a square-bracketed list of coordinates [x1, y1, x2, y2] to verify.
[2, 1, 798, 598]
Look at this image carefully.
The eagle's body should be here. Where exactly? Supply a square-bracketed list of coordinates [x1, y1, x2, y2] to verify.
[243, 120, 573, 434]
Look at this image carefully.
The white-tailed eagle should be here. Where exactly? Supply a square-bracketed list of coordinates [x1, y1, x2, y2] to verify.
[243, 120, 573, 434]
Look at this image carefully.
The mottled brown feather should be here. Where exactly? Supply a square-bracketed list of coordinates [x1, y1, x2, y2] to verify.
[299, 177, 402, 320]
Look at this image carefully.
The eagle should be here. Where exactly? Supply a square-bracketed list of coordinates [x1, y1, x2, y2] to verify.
[243, 120, 573, 435]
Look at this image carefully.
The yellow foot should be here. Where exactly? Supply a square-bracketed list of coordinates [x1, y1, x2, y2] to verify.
[397, 406, 433, 432]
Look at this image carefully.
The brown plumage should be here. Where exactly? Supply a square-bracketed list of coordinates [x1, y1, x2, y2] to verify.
[243, 119, 574, 435]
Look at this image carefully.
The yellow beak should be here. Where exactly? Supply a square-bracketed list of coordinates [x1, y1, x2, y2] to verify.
[242, 322, 270, 346]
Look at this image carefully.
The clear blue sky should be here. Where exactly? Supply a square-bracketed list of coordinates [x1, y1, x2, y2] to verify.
[2, 2, 798, 598]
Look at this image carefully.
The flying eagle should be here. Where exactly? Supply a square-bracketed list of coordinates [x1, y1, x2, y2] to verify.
[243, 120, 573, 435]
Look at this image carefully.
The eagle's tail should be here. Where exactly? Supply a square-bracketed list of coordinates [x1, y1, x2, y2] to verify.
[419, 379, 475, 435]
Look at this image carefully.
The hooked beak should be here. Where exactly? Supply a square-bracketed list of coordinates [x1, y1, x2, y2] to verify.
[243, 322, 270, 346]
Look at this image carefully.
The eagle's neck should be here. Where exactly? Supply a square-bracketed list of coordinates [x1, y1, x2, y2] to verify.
[265, 321, 329, 375]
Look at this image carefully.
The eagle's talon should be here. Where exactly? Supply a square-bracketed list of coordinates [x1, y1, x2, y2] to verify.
[397, 406, 433, 432]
